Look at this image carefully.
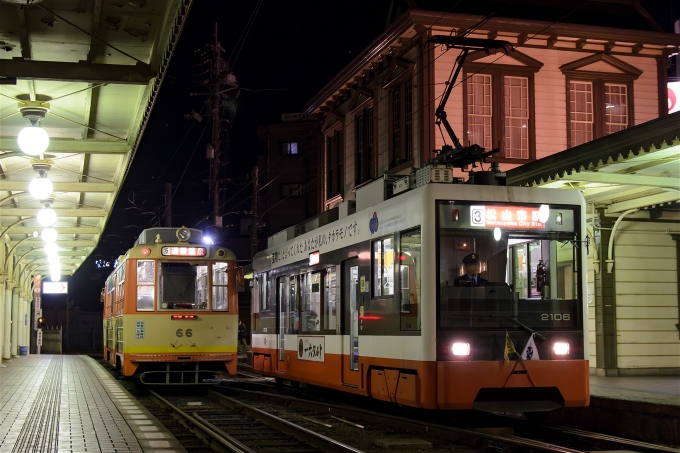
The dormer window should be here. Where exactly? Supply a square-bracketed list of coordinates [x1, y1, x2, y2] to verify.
[561, 54, 641, 148]
[463, 50, 543, 162]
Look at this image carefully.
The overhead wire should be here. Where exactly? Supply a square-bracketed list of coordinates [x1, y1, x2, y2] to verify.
[198, 2, 592, 229]
[228, 0, 264, 70]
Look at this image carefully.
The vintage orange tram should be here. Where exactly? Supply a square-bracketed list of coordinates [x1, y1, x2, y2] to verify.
[102, 227, 240, 383]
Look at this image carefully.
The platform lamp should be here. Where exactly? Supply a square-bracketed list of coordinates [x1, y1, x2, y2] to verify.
[37, 198, 57, 227]
[17, 101, 50, 157]
[28, 159, 54, 201]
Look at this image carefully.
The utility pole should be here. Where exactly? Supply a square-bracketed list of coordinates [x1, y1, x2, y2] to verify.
[208, 24, 224, 235]
[251, 165, 259, 258]
[190, 23, 238, 239]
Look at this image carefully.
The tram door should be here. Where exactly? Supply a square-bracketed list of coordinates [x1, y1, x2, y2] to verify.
[341, 259, 360, 387]
[276, 276, 288, 372]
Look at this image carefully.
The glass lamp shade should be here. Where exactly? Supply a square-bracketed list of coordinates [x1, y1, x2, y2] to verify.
[37, 208, 57, 226]
[51, 273, 61, 282]
[18, 126, 49, 156]
[41, 228, 58, 243]
[47, 254, 60, 264]
[49, 263, 61, 274]
[28, 177, 53, 199]
[44, 242, 58, 256]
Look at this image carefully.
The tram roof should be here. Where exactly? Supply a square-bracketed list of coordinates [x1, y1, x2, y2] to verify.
[507, 113, 680, 219]
[0, 1, 193, 281]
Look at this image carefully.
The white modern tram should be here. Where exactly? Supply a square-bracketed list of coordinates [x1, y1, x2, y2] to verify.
[250, 174, 589, 414]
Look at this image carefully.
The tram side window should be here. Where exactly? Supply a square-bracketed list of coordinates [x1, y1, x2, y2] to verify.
[302, 272, 321, 332]
[158, 262, 209, 310]
[253, 273, 269, 312]
[212, 262, 228, 311]
[324, 267, 338, 331]
[116, 265, 125, 315]
[372, 237, 394, 297]
[400, 227, 421, 331]
[136, 260, 154, 311]
[106, 275, 115, 317]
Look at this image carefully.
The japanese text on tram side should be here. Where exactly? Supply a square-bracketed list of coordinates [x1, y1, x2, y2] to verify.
[271, 221, 359, 263]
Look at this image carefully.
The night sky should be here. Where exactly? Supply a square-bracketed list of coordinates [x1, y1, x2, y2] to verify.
[59, 0, 679, 312]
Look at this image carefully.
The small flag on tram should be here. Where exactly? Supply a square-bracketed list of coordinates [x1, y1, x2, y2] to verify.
[521, 334, 540, 360]
[504, 331, 518, 368]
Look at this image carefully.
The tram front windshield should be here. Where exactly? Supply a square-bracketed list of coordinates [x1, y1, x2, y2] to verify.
[437, 202, 582, 331]
[159, 261, 209, 310]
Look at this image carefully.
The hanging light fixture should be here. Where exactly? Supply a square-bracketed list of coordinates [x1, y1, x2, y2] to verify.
[17, 101, 50, 156]
[44, 242, 58, 256]
[37, 206, 57, 227]
[47, 254, 60, 265]
[41, 228, 58, 243]
[28, 159, 54, 200]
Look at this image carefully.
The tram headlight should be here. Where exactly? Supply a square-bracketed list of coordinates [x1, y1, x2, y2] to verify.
[452, 342, 470, 356]
[553, 342, 570, 355]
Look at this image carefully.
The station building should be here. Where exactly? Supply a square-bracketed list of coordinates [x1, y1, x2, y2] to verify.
[297, 8, 679, 375]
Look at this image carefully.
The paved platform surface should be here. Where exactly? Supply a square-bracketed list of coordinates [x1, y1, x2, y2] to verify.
[0, 355, 187, 453]
[590, 374, 679, 407]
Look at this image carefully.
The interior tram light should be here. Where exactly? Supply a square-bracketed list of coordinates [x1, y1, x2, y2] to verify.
[452, 342, 471, 356]
[538, 204, 550, 223]
[553, 342, 570, 355]
[493, 227, 501, 241]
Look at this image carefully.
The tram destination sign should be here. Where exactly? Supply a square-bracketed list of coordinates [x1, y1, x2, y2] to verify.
[470, 205, 546, 229]
[161, 246, 207, 257]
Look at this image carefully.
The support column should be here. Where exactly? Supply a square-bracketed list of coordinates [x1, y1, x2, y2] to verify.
[17, 292, 24, 353]
[671, 234, 680, 339]
[11, 288, 19, 356]
[0, 276, 5, 364]
[594, 208, 618, 376]
[3, 281, 12, 359]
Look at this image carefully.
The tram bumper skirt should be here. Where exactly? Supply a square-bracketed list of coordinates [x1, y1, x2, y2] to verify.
[437, 360, 590, 411]
[128, 353, 235, 362]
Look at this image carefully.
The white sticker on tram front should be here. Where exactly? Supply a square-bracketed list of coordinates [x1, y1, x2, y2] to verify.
[297, 336, 324, 362]
[136, 321, 145, 339]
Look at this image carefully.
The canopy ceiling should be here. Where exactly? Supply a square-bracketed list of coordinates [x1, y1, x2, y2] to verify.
[0, 0, 192, 279]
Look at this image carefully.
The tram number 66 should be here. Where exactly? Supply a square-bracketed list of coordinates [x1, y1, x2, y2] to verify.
[175, 329, 193, 337]
[541, 313, 570, 321]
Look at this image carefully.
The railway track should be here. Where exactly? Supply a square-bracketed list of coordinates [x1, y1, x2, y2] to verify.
[146, 388, 364, 453]
[215, 377, 679, 453]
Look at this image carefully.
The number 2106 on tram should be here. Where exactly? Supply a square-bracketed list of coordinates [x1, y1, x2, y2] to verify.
[102, 227, 240, 384]
[251, 183, 589, 416]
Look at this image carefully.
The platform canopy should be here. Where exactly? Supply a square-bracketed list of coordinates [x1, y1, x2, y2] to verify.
[0, 0, 193, 282]
[507, 113, 680, 219]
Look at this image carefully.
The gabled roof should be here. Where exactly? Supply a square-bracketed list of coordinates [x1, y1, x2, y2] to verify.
[304, 9, 680, 117]
[506, 113, 680, 214]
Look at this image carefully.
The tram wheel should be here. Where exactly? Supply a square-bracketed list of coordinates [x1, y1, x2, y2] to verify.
[274, 377, 284, 385]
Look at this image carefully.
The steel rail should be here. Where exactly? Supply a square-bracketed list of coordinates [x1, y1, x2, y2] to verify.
[215, 386, 586, 453]
[147, 389, 248, 453]
[540, 425, 680, 453]
[207, 389, 365, 453]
